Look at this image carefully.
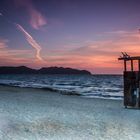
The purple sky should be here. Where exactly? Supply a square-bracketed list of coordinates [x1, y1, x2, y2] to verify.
[0, 0, 140, 74]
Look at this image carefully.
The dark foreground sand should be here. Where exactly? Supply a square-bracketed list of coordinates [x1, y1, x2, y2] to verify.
[0, 85, 140, 140]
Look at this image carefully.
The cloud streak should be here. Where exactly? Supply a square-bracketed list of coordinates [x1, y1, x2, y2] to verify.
[50, 30, 140, 74]
[16, 24, 43, 61]
[0, 40, 34, 66]
[14, 0, 47, 29]
[1, 29, 139, 74]
[0, 39, 8, 49]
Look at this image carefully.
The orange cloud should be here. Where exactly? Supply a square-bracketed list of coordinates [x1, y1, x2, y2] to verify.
[0, 49, 33, 66]
[44, 30, 140, 74]
[1, 30, 140, 74]
[0, 38, 35, 66]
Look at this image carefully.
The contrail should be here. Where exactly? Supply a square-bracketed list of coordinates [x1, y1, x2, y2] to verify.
[16, 24, 43, 61]
[0, 12, 44, 61]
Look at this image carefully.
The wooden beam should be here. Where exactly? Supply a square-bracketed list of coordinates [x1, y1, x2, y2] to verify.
[131, 60, 133, 71]
[138, 60, 140, 71]
[118, 56, 140, 61]
[124, 60, 127, 71]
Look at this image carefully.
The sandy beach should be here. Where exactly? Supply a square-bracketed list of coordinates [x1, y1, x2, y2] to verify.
[0, 85, 140, 140]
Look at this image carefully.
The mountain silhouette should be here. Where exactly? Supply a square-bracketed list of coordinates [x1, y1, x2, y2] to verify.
[0, 66, 91, 75]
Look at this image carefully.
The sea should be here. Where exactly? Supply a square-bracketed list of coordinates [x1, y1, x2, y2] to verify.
[0, 74, 123, 100]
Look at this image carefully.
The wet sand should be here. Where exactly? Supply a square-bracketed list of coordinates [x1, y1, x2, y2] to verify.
[0, 85, 140, 140]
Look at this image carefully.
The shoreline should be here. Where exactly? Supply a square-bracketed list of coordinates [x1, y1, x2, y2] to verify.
[0, 83, 123, 100]
[0, 85, 139, 140]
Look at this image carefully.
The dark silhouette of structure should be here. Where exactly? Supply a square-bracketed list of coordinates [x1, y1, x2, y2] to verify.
[118, 52, 140, 108]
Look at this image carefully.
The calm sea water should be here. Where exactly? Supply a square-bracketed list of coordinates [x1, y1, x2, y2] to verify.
[0, 74, 123, 99]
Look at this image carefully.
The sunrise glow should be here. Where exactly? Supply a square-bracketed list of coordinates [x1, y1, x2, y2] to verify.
[0, 0, 140, 74]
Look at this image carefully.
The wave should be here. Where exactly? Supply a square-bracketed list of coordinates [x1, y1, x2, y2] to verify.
[0, 79, 123, 100]
[0, 80, 81, 96]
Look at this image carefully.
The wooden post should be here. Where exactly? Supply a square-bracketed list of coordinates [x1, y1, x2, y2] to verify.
[138, 60, 140, 71]
[124, 60, 127, 71]
[131, 60, 133, 71]
[138, 60, 140, 107]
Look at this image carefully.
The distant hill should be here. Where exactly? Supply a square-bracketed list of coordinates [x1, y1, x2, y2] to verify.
[0, 66, 36, 74]
[0, 66, 91, 75]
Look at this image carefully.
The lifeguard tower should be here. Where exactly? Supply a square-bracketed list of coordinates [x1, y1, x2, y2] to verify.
[118, 52, 140, 108]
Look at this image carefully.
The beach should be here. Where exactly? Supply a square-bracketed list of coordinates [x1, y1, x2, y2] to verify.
[0, 85, 140, 140]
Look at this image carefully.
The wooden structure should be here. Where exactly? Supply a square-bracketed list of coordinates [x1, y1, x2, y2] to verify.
[118, 52, 140, 108]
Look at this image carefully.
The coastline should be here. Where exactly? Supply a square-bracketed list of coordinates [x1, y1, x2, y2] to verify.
[0, 85, 140, 140]
[0, 80, 123, 100]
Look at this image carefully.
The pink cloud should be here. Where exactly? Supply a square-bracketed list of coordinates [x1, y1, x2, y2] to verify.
[29, 8, 47, 30]
[14, 0, 47, 30]
[44, 30, 140, 74]
[0, 39, 8, 49]
[0, 38, 36, 65]
[1, 29, 140, 74]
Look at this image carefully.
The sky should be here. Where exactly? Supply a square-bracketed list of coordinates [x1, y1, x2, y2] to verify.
[0, 0, 140, 74]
